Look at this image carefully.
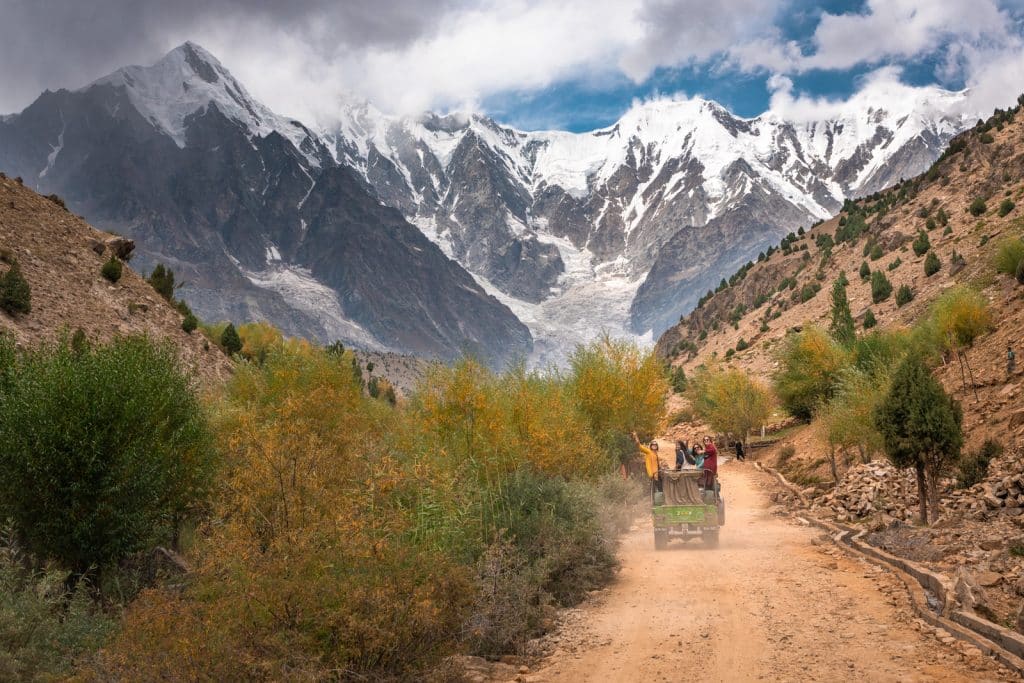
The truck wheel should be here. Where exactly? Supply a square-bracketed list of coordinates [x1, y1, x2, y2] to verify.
[654, 529, 668, 550]
[702, 529, 719, 548]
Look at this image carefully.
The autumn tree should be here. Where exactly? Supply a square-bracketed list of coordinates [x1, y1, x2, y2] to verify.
[774, 326, 851, 420]
[689, 365, 772, 444]
[929, 286, 991, 399]
[874, 354, 962, 524]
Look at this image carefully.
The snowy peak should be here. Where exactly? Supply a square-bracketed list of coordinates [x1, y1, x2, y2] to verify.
[89, 42, 320, 163]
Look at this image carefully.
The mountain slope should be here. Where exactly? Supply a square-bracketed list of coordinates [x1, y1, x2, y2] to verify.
[656, 107, 1024, 449]
[0, 174, 231, 381]
[0, 43, 531, 366]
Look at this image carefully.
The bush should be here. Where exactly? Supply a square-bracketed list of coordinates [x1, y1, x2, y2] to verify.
[895, 284, 914, 307]
[912, 230, 930, 257]
[100, 256, 122, 283]
[1018, 258, 1024, 285]
[870, 271, 893, 303]
[993, 237, 1024, 277]
[969, 197, 987, 216]
[220, 322, 242, 355]
[957, 439, 1003, 488]
[999, 199, 1016, 217]
[181, 312, 198, 333]
[799, 282, 820, 302]
[669, 365, 687, 393]
[859, 261, 871, 280]
[0, 259, 31, 315]
[735, 338, 749, 351]
[0, 336, 214, 574]
[863, 309, 877, 329]
[887, 257, 902, 271]
[869, 243, 884, 260]
[924, 251, 941, 276]
[0, 532, 115, 680]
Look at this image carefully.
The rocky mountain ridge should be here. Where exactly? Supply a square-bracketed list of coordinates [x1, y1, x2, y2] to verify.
[0, 42, 978, 365]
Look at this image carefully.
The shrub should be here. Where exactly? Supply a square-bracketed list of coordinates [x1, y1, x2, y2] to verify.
[799, 282, 820, 302]
[859, 261, 871, 280]
[0, 337, 214, 574]
[980, 132, 994, 144]
[895, 284, 914, 307]
[869, 243, 884, 260]
[1018, 258, 1024, 285]
[999, 199, 1016, 217]
[925, 217, 936, 231]
[993, 237, 1024, 276]
[863, 309, 877, 329]
[101, 256, 122, 282]
[182, 312, 198, 333]
[924, 251, 941, 276]
[0, 259, 31, 315]
[888, 257, 902, 271]
[912, 230, 930, 257]
[774, 326, 851, 420]
[778, 445, 796, 465]
[0, 532, 115, 681]
[829, 278, 855, 347]
[957, 439, 1003, 488]
[735, 338, 750, 351]
[870, 271, 893, 303]
[969, 197, 987, 216]
[220, 322, 242, 355]
[943, 225, 953, 236]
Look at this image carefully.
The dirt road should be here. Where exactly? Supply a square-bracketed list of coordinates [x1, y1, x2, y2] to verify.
[530, 462, 1011, 682]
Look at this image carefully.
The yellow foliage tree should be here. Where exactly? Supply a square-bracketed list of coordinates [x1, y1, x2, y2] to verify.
[814, 367, 891, 482]
[774, 326, 852, 420]
[689, 365, 773, 444]
[929, 286, 992, 398]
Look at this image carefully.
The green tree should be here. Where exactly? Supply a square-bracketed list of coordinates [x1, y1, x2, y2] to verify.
[912, 230, 930, 257]
[0, 259, 31, 315]
[895, 284, 914, 307]
[859, 261, 871, 280]
[0, 337, 214, 575]
[182, 312, 198, 333]
[828, 278, 855, 346]
[924, 251, 941, 276]
[863, 309, 877, 329]
[874, 354, 962, 524]
[668, 365, 687, 393]
[147, 264, 176, 301]
[870, 271, 893, 303]
[690, 365, 772, 444]
[220, 323, 242, 356]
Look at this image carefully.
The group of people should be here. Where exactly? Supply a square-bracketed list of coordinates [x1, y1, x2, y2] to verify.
[631, 432, 725, 490]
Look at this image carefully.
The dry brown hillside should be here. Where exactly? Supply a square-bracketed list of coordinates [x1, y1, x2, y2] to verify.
[658, 107, 1024, 451]
[0, 174, 231, 382]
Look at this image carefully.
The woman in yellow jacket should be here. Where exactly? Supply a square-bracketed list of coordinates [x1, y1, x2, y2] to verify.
[631, 432, 662, 501]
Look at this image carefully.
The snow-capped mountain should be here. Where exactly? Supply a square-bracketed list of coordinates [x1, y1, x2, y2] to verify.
[328, 90, 972, 357]
[0, 43, 531, 366]
[0, 43, 977, 366]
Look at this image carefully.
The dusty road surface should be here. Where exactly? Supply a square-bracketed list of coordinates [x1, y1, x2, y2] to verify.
[530, 463, 1012, 682]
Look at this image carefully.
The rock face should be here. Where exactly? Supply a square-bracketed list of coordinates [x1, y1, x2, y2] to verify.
[1, 43, 975, 364]
[0, 43, 530, 366]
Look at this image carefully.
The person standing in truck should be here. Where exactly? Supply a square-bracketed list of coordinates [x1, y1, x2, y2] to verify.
[702, 436, 719, 490]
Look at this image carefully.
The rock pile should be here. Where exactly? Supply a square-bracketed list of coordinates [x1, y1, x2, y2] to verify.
[945, 448, 1024, 516]
[811, 461, 918, 523]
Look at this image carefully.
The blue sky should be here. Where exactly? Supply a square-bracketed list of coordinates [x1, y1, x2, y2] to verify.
[482, 0, 989, 131]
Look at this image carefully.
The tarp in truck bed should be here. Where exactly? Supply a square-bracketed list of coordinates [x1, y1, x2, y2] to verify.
[661, 469, 704, 506]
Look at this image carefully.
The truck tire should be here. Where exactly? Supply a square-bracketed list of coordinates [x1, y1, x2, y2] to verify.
[654, 529, 668, 550]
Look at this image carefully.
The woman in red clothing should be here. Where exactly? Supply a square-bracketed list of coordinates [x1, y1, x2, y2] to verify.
[701, 436, 718, 490]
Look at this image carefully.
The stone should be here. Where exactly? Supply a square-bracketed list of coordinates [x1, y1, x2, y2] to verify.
[980, 538, 1004, 551]
[104, 235, 135, 260]
[1011, 411, 1024, 431]
[976, 570, 1004, 587]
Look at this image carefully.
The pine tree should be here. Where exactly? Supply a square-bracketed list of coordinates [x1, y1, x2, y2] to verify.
[0, 259, 31, 315]
[863, 309, 877, 329]
[220, 323, 242, 356]
[859, 261, 871, 280]
[828, 278, 855, 346]
[874, 354, 963, 524]
[147, 264, 176, 301]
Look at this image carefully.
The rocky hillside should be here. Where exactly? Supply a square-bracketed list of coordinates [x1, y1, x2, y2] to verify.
[657, 102, 1024, 449]
[0, 174, 231, 381]
[0, 43, 531, 367]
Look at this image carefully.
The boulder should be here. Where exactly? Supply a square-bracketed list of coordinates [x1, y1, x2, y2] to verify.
[104, 235, 135, 260]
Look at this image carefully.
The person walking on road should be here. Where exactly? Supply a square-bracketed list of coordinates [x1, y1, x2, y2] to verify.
[734, 440, 746, 462]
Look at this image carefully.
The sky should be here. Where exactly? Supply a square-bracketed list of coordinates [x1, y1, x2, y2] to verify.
[2, 0, 1024, 131]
